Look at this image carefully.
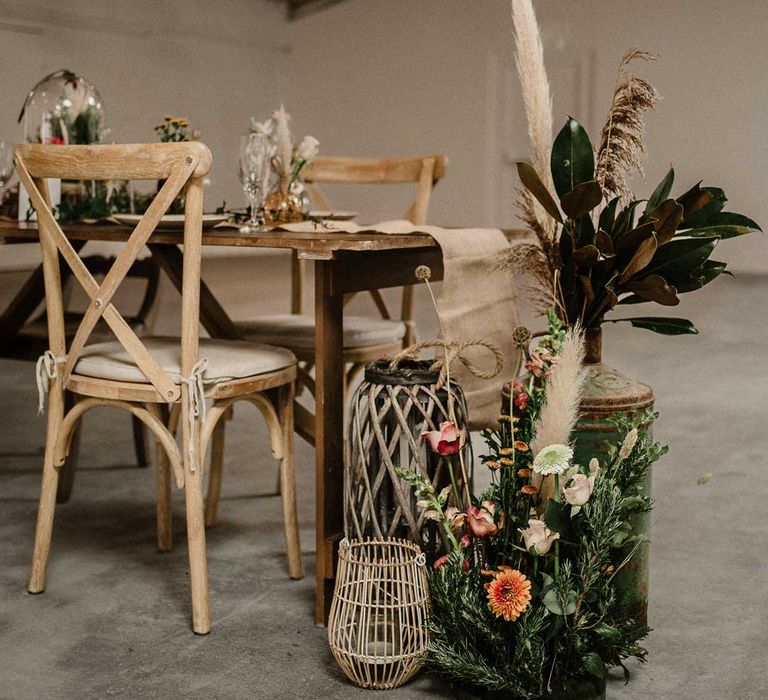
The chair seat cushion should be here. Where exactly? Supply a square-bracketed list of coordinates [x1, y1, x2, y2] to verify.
[236, 314, 407, 350]
[74, 336, 296, 385]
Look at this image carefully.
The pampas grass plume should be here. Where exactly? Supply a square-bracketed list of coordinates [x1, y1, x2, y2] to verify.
[530, 326, 587, 455]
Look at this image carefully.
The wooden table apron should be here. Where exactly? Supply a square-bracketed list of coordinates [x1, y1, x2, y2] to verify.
[0, 221, 444, 624]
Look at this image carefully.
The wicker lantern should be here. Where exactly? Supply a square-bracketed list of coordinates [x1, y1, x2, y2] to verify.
[328, 538, 430, 689]
[344, 358, 472, 556]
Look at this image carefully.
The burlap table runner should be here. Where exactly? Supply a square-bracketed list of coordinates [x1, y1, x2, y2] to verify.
[276, 220, 519, 429]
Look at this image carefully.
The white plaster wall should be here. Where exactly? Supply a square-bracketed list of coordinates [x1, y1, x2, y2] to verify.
[0, 0, 288, 270]
[283, 0, 768, 274]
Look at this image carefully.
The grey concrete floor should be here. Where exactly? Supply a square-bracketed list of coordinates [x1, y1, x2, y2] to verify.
[1, 273, 766, 699]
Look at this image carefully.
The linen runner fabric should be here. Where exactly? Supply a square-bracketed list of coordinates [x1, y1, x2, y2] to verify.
[277, 220, 520, 428]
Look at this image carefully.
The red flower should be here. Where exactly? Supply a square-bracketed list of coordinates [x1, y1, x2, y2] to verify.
[466, 500, 502, 537]
[433, 555, 449, 570]
[420, 421, 465, 456]
[514, 391, 529, 410]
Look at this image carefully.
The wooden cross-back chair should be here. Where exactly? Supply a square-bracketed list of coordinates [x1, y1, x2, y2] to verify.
[233, 154, 447, 445]
[1, 253, 161, 494]
[16, 142, 302, 635]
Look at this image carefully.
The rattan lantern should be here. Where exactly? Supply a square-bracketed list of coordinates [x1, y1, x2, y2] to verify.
[344, 358, 472, 556]
[328, 538, 430, 689]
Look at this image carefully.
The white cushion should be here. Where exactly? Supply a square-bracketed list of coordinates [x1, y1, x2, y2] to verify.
[236, 314, 407, 350]
[74, 336, 295, 385]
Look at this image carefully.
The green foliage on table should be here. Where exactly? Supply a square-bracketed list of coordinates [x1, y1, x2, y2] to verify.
[518, 117, 761, 336]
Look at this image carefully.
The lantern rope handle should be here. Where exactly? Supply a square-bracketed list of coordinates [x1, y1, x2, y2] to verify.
[388, 338, 504, 390]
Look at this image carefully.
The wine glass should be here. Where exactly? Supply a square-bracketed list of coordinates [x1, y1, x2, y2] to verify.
[238, 133, 271, 232]
[0, 142, 13, 201]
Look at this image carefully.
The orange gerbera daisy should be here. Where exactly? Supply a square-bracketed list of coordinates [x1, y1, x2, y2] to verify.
[521, 484, 538, 495]
[517, 468, 532, 478]
[513, 440, 530, 452]
[485, 566, 531, 622]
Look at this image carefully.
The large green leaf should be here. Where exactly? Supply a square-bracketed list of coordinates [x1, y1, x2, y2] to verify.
[701, 211, 761, 232]
[612, 200, 643, 242]
[643, 236, 718, 281]
[599, 196, 620, 232]
[680, 187, 726, 229]
[676, 182, 715, 221]
[517, 162, 563, 223]
[683, 225, 755, 240]
[560, 180, 603, 219]
[645, 198, 684, 244]
[611, 316, 699, 335]
[551, 117, 595, 198]
[618, 233, 658, 283]
[622, 274, 679, 305]
[645, 167, 675, 213]
[674, 259, 729, 293]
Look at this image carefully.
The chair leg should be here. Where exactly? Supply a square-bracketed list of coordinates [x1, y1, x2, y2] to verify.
[28, 386, 65, 594]
[55, 392, 80, 504]
[131, 415, 149, 468]
[148, 403, 172, 552]
[204, 418, 226, 527]
[277, 384, 303, 580]
[186, 474, 210, 634]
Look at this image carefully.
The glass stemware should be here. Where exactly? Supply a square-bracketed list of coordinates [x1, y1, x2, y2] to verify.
[0, 142, 13, 201]
[238, 133, 271, 233]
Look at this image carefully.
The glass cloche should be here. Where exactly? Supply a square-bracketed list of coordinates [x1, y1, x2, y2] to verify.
[18, 70, 105, 145]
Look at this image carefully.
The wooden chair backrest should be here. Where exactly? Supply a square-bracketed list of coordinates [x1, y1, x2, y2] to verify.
[14, 142, 212, 402]
[300, 154, 446, 344]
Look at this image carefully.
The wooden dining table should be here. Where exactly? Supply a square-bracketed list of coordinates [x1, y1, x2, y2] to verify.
[0, 219, 444, 624]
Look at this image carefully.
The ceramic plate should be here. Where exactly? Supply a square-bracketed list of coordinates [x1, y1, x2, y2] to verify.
[113, 213, 228, 230]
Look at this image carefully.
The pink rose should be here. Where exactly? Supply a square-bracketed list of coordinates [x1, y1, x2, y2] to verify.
[466, 500, 502, 537]
[420, 421, 466, 456]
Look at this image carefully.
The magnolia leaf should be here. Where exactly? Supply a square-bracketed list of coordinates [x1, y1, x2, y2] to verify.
[599, 197, 620, 232]
[615, 221, 657, 264]
[560, 180, 603, 219]
[683, 224, 757, 240]
[644, 237, 718, 281]
[646, 198, 684, 244]
[543, 588, 578, 616]
[610, 316, 699, 335]
[517, 162, 563, 223]
[551, 117, 595, 198]
[676, 182, 714, 220]
[693, 211, 761, 232]
[618, 233, 658, 283]
[645, 167, 675, 213]
[674, 260, 728, 293]
[612, 200, 644, 241]
[680, 187, 726, 228]
[623, 274, 679, 306]
[595, 229, 614, 255]
[572, 244, 606, 267]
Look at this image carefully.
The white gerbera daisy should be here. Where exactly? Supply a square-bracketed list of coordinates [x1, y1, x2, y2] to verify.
[532, 443, 573, 476]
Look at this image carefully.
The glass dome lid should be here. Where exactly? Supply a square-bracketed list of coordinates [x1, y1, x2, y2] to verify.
[18, 69, 105, 145]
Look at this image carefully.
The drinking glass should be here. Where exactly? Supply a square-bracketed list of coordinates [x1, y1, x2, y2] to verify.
[0, 142, 13, 200]
[238, 133, 271, 232]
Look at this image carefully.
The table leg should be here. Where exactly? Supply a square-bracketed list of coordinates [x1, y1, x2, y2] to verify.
[147, 243, 241, 340]
[314, 259, 345, 625]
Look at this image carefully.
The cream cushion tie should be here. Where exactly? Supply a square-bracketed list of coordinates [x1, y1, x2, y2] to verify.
[237, 314, 407, 350]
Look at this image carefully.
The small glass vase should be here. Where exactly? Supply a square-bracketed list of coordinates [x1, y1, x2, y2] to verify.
[264, 181, 310, 226]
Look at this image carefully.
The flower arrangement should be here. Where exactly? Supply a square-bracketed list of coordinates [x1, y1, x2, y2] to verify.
[399, 312, 667, 698]
[251, 105, 319, 195]
[504, 1, 761, 336]
[154, 114, 201, 143]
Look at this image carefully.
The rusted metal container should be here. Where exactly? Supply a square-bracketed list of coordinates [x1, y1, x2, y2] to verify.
[500, 327, 654, 625]
[576, 328, 654, 625]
